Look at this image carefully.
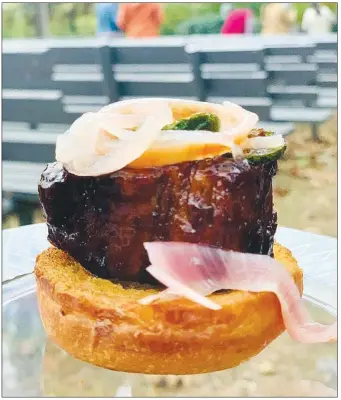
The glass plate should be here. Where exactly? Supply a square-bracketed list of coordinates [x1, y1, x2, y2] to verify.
[2, 274, 337, 397]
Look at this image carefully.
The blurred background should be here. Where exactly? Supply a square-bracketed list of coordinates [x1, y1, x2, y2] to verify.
[2, 3, 338, 38]
[1, 4, 338, 397]
[2, 2, 337, 238]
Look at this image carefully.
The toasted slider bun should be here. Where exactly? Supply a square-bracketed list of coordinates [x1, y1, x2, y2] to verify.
[34, 243, 303, 375]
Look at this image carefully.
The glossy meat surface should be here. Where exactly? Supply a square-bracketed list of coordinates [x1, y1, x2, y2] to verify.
[38, 157, 278, 284]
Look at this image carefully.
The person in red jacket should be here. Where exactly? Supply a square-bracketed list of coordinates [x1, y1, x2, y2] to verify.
[221, 5, 254, 35]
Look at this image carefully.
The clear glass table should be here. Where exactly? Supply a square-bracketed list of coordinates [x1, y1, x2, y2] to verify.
[2, 224, 337, 397]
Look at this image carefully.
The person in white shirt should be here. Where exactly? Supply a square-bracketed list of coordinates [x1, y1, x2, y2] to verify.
[301, 3, 336, 34]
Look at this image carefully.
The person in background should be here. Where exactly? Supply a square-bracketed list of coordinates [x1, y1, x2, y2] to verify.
[260, 3, 297, 34]
[220, 3, 233, 20]
[116, 3, 163, 38]
[220, 4, 254, 35]
[301, 3, 336, 34]
[95, 3, 121, 37]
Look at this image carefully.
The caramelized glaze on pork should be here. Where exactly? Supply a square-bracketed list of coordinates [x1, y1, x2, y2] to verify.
[38, 156, 277, 284]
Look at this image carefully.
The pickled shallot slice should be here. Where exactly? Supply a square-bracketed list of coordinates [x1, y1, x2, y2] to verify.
[100, 98, 258, 144]
[221, 101, 259, 140]
[55, 113, 133, 164]
[243, 135, 285, 150]
[56, 101, 174, 176]
[99, 98, 174, 126]
[157, 130, 233, 146]
[60, 115, 166, 176]
[217, 101, 259, 157]
[55, 98, 285, 175]
[56, 112, 102, 163]
[140, 242, 337, 344]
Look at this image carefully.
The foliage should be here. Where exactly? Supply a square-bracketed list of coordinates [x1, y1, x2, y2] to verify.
[2, 3, 338, 38]
[232, 2, 263, 17]
[294, 2, 337, 22]
[49, 3, 96, 36]
[161, 3, 221, 35]
[175, 14, 223, 35]
[2, 3, 37, 38]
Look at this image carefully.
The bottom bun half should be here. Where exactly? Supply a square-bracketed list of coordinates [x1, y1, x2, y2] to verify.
[34, 243, 303, 375]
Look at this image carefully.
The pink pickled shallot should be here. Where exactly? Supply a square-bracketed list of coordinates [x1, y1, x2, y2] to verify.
[139, 242, 337, 344]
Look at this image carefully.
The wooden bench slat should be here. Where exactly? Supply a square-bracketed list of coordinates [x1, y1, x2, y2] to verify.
[271, 107, 333, 123]
[2, 35, 337, 197]
[3, 161, 46, 194]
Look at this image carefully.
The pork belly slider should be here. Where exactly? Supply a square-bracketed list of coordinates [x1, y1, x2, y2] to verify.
[35, 99, 336, 374]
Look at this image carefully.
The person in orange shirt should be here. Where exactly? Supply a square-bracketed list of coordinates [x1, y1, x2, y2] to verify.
[116, 3, 163, 38]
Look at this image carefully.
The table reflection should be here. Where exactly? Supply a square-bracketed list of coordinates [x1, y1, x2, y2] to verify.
[2, 294, 45, 397]
[2, 288, 337, 397]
